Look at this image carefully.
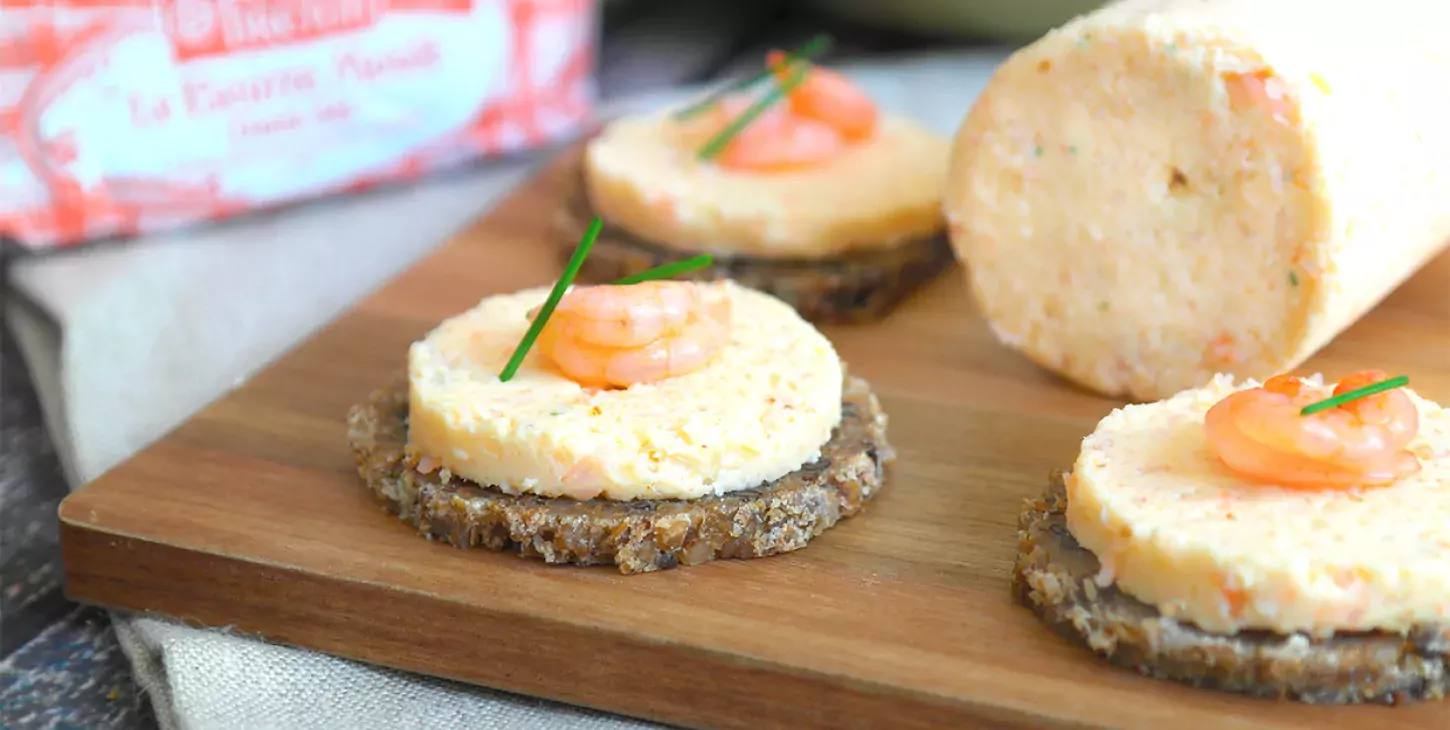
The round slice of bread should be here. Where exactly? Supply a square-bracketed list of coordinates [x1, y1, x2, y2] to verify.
[555, 168, 956, 324]
[1013, 473, 1450, 705]
[347, 374, 894, 574]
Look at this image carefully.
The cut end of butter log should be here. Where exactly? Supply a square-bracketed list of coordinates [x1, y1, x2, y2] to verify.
[944, 0, 1450, 402]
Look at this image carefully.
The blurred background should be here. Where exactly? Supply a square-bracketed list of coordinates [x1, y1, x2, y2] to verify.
[588, 0, 1100, 93]
[0, 1, 1095, 727]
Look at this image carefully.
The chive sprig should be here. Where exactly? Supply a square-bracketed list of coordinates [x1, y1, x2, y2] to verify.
[612, 254, 714, 285]
[696, 65, 809, 162]
[1300, 375, 1410, 416]
[498, 218, 603, 382]
[672, 34, 833, 121]
[499, 224, 717, 382]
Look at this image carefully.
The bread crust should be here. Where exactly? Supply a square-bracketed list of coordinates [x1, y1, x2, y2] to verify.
[1013, 473, 1450, 704]
[556, 169, 956, 324]
[347, 375, 893, 574]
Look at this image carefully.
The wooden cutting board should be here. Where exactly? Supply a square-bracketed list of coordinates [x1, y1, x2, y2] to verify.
[59, 146, 1450, 730]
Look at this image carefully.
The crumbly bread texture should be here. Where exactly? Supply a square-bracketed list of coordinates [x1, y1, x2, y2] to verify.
[557, 172, 956, 324]
[1013, 473, 1450, 704]
[347, 375, 894, 574]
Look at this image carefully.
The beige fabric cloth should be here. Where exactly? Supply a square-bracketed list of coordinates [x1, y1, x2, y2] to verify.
[7, 50, 1010, 729]
[112, 618, 663, 730]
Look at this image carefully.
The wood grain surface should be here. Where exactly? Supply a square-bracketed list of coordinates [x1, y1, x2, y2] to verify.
[59, 147, 1450, 730]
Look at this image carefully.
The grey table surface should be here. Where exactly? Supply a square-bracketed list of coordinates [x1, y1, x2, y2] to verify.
[0, 1, 964, 726]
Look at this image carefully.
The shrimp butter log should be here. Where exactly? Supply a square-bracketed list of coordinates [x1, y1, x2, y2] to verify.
[946, 0, 1450, 401]
[1015, 370, 1450, 703]
[346, 278, 893, 574]
[563, 47, 956, 323]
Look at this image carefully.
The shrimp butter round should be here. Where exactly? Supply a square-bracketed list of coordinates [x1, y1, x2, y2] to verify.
[946, 0, 1450, 401]
[585, 112, 948, 260]
[1066, 374, 1450, 637]
[406, 280, 844, 501]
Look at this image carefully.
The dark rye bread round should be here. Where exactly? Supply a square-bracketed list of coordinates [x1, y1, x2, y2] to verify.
[554, 167, 957, 324]
[346, 374, 893, 574]
[1013, 473, 1450, 705]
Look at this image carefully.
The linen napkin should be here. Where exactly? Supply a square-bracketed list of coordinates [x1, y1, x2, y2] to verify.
[113, 618, 663, 730]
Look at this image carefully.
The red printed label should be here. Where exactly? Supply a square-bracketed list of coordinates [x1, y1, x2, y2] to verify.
[388, 0, 475, 10]
[164, 0, 387, 61]
[0, 0, 597, 250]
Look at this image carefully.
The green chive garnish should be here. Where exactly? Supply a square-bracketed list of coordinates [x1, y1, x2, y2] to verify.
[498, 218, 603, 383]
[1300, 375, 1409, 416]
[697, 65, 808, 162]
[672, 34, 833, 121]
[612, 254, 714, 286]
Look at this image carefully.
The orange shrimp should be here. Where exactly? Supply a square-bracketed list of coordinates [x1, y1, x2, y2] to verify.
[1203, 370, 1422, 489]
[680, 97, 786, 137]
[1222, 69, 1297, 125]
[684, 95, 843, 172]
[530, 281, 732, 388]
[684, 52, 879, 172]
[767, 50, 879, 140]
[716, 112, 843, 171]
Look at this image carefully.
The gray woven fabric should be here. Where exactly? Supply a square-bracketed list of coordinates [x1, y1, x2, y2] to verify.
[112, 617, 664, 730]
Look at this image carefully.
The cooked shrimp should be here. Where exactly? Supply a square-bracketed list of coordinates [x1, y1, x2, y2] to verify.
[681, 53, 879, 172]
[1204, 370, 1422, 489]
[717, 112, 843, 171]
[683, 96, 843, 172]
[530, 281, 731, 388]
[767, 50, 879, 140]
[679, 97, 786, 138]
[1222, 69, 1297, 125]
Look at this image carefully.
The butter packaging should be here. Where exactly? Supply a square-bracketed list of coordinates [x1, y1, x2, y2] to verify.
[0, 0, 598, 250]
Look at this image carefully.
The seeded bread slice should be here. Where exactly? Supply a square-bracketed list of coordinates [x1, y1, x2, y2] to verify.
[555, 169, 956, 324]
[1013, 473, 1450, 704]
[346, 374, 893, 574]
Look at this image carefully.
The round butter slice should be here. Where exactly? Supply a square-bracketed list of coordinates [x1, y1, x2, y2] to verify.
[1067, 374, 1450, 637]
[406, 281, 844, 501]
[585, 113, 949, 259]
[945, 0, 1450, 401]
